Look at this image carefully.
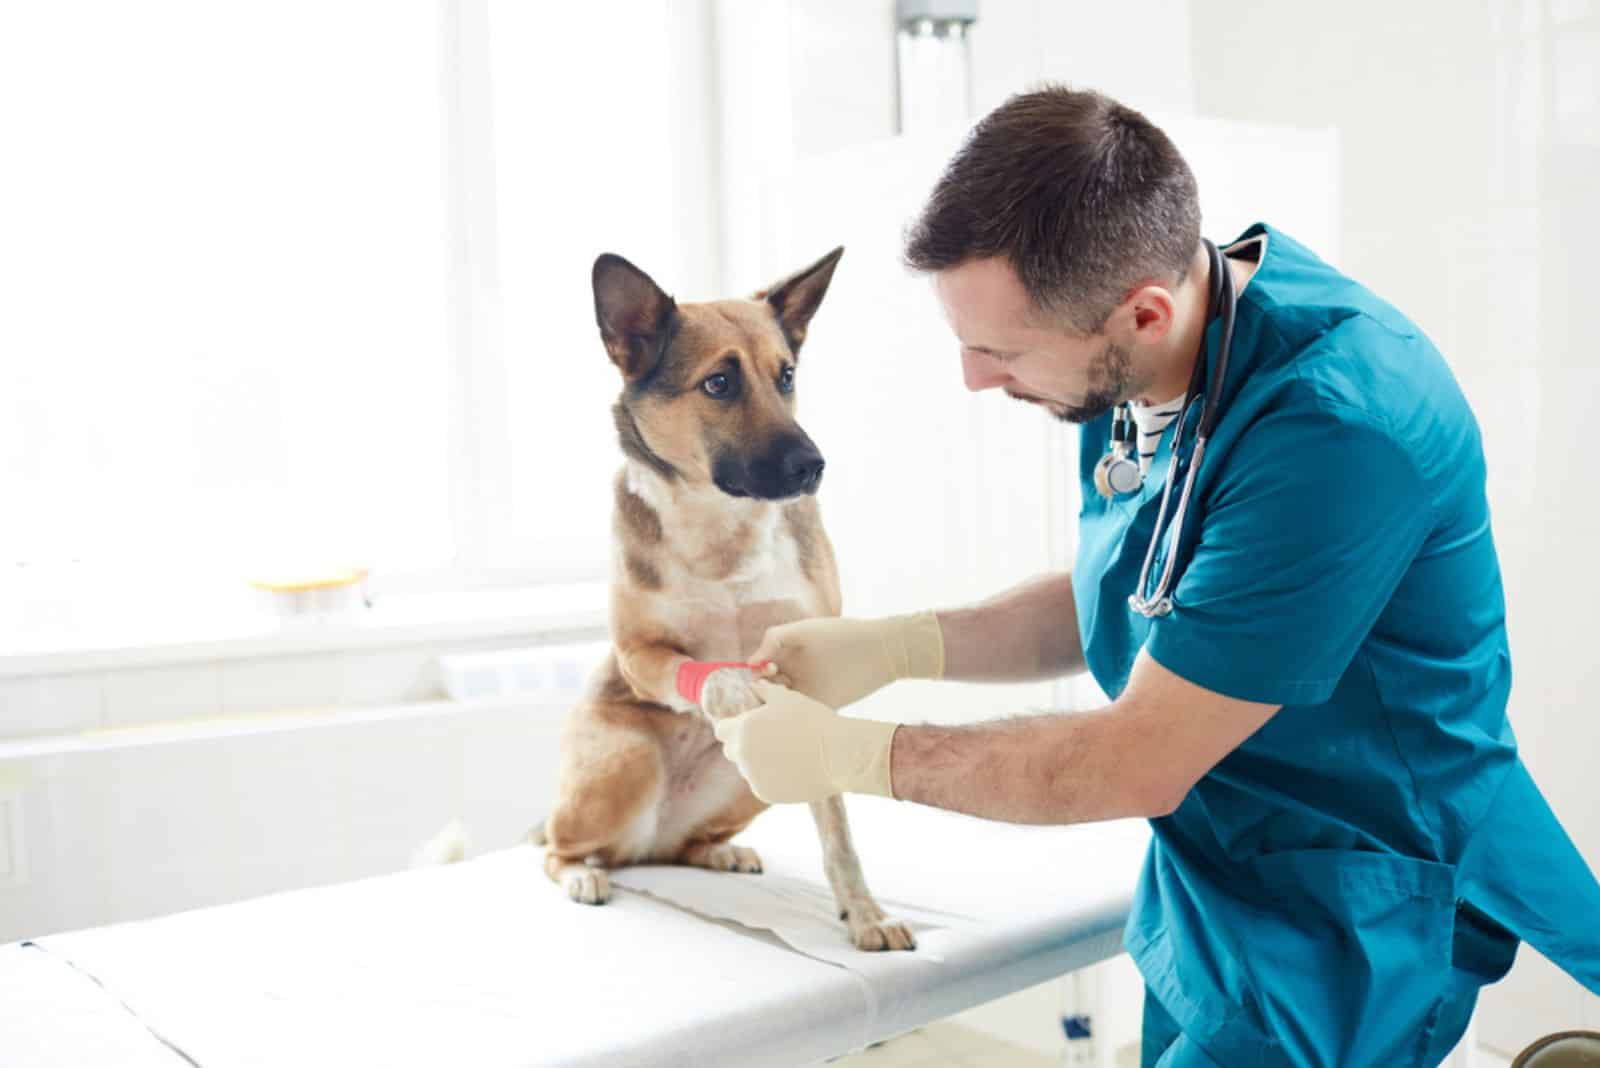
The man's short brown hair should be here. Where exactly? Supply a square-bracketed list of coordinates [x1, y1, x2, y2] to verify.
[904, 85, 1201, 333]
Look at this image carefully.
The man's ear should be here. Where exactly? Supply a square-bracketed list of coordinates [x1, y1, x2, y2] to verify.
[757, 246, 844, 352]
[593, 253, 677, 382]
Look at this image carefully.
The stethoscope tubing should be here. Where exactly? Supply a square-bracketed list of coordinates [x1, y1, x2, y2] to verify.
[1128, 238, 1238, 619]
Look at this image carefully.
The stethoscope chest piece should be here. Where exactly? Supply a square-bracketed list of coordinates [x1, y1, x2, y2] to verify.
[1094, 442, 1143, 498]
[1094, 403, 1143, 499]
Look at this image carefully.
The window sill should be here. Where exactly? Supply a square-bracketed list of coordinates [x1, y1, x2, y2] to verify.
[0, 583, 609, 679]
[0, 690, 573, 761]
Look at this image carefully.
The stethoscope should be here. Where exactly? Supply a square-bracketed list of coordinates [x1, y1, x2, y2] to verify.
[1092, 238, 1238, 619]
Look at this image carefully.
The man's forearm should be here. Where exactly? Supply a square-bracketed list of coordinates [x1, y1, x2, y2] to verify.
[935, 571, 1085, 682]
[887, 706, 1169, 824]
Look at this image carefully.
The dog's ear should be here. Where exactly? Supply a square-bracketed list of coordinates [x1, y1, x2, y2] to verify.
[758, 246, 843, 353]
[593, 254, 677, 382]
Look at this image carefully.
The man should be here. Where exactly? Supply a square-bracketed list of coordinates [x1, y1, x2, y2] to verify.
[713, 87, 1600, 1066]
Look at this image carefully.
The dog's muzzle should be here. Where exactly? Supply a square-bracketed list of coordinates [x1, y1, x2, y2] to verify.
[713, 437, 825, 500]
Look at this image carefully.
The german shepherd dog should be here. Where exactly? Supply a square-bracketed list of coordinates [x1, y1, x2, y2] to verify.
[535, 248, 914, 951]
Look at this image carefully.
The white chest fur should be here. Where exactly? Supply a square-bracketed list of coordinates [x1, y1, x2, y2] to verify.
[623, 463, 821, 661]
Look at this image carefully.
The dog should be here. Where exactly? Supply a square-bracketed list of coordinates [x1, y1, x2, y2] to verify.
[533, 247, 914, 952]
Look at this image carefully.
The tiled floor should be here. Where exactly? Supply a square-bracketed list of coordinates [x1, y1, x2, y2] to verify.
[831, 1021, 1061, 1067]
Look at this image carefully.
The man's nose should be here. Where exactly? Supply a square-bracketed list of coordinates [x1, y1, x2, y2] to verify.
[961, 350, 1009, 392]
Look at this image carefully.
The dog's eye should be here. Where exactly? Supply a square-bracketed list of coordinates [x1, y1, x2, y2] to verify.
[778, 366, 795, 393]
[702, 373, 731, 397]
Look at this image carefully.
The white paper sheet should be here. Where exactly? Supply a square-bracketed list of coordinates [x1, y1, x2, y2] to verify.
[609, 865, 967, 969]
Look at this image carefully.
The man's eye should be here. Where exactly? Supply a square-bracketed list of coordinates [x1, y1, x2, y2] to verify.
[778, 366, 795, 393]
[703, 373, 731, 397]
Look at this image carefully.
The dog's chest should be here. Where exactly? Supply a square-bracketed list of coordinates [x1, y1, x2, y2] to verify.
[662, 514, 816, 661]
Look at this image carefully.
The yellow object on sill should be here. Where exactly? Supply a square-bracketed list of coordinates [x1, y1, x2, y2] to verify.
[248, 568, 369, 594]
[249, 567, 370, 618]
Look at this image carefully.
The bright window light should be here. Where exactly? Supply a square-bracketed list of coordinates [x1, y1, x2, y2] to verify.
[0, 2, 453, 583]
[0, 1, 687, 641]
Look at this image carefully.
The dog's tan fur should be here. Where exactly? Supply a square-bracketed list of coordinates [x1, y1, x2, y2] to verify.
[538, 248, 913, 951]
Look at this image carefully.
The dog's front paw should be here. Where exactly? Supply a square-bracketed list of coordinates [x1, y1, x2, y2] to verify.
[699, 667, 761, 721]
[843, 901, 917, 952]
[561, 864, 612, 905]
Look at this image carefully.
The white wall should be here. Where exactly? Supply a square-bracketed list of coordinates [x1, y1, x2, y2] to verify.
[968, 0, 1195, 119]
[786, 0, 1197, 159]
[1191, 0, 1600, 1050]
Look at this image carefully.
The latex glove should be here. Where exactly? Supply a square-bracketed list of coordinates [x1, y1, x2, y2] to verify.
[751, 611, 944, 712]
[713, 681, 900, 804]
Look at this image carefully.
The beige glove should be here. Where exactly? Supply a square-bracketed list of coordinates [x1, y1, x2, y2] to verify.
[713, 681, 900, 803]
[752, 611, 944, 711]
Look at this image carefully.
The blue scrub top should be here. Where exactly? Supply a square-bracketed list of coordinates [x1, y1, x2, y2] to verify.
[1073, 224, 1600, 1067]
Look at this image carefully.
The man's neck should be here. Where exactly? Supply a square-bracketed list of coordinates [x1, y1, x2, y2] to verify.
[1137, 245, 1253, 405]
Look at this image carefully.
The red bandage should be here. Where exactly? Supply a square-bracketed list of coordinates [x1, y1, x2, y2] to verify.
[675, 660, 769, 703]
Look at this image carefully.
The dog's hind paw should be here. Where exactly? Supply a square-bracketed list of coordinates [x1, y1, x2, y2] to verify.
[682, 841, 763, 874]
[561, 864, 612, 905]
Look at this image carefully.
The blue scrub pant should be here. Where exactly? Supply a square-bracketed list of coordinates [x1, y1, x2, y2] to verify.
[1138, 986, 1479, 1067]
[1139, 991, 1224, 1067]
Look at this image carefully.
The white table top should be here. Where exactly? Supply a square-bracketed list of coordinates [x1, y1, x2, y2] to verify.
[1, 799, 1149, 1068]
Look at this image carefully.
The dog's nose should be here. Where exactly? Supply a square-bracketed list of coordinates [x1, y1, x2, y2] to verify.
[783, 448, 825, 493]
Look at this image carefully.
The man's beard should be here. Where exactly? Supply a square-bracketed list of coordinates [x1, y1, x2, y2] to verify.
[1008, 338, 1141, 424]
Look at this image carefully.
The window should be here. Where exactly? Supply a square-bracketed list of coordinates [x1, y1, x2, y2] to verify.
[0, 1, 696, 643]
[475, 0, 689, 574]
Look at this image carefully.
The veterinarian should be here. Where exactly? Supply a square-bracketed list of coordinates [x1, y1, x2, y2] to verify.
[712, 86, 1600, 1067]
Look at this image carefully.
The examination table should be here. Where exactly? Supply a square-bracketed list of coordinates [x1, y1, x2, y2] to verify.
[0, 799, 1147, 1067]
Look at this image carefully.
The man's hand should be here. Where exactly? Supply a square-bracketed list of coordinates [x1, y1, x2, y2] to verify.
[712, 681, 900, 804]
[751, 612, 944, 711]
